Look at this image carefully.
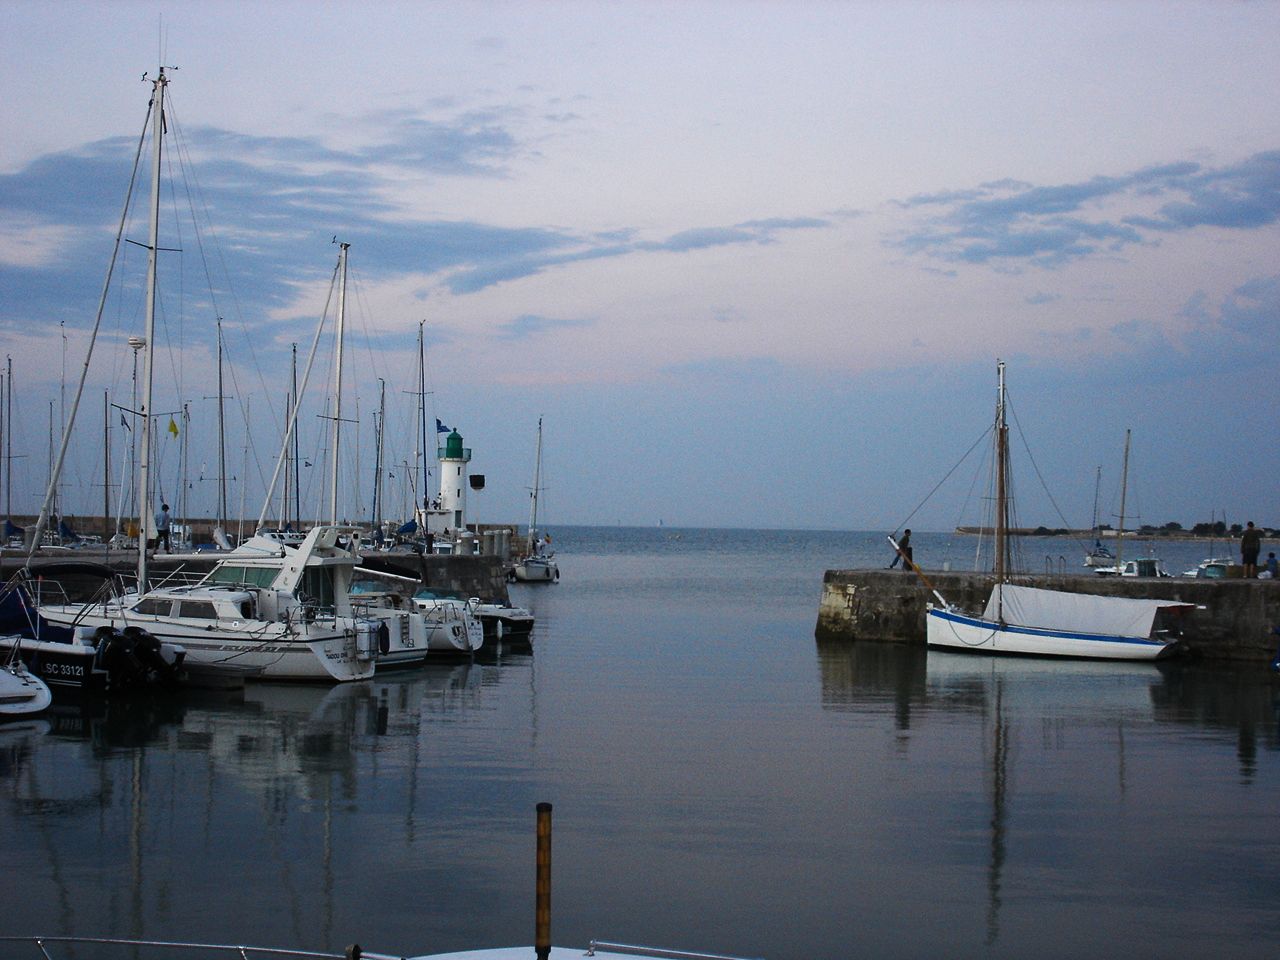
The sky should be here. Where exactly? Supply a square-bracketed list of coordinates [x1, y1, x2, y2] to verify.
[1, 0, 1277, 534]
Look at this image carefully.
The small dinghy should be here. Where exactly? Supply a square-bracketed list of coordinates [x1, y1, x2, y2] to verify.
[0, 646, 52, 717]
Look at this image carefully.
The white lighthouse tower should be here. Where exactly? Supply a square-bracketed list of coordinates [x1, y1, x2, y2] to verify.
[437, 428, 471, 531]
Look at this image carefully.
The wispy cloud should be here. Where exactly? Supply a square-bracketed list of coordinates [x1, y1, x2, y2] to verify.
[894, 152, 1280, 269]
[0, 121, 833, 331]
[494, 313, 593, 341]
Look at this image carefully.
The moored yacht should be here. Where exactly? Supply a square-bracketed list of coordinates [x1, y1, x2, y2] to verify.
[36, 526, 380, 682]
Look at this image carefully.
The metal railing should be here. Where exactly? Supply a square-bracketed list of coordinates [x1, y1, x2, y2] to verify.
[0, 936, 401, 960]
[588, 942, 764, 960]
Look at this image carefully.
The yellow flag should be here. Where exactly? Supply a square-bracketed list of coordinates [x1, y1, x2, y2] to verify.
[167, 417, 179, 437]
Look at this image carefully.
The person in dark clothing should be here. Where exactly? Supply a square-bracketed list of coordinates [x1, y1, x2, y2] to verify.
[890, 529, 913, 570]
[1240, 521, 1262, 578]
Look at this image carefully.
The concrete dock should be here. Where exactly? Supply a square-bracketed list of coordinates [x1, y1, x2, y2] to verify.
[816, 569, 1280, 662]
[3, 548, 511, 604]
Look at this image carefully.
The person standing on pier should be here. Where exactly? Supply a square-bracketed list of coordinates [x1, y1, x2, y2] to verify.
[155, 503, 172, 553]
[1240, 521, 1261, 578]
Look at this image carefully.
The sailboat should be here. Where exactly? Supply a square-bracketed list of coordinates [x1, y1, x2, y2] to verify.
[1089, 430, 1170, 578]
[921, 361, 1193, 660]
[26, 71, 377, 683]
[511, 417, 559, 583]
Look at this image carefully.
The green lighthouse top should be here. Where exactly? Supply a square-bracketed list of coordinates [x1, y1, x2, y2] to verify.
[439, 429, 471, 461]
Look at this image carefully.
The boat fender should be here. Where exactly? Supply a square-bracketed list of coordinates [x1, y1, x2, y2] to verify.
[377, 621, 390, 656]
[495, 619, 503, 640]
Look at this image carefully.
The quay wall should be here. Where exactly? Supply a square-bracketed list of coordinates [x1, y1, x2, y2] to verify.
[816, 569, 1280, 662]
[3, 550, 510, 604]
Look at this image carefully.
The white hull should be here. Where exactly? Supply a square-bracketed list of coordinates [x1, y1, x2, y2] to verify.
[367, 605, 483, 666]
[512, 558, 558, 583]
[926, 606, 1175, 660]
[0, 658, 52, 715]
[38, 605, 375, 682]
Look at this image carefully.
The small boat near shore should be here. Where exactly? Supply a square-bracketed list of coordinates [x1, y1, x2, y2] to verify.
[511, 417, 559, 584]
[0, 647, 52, 716]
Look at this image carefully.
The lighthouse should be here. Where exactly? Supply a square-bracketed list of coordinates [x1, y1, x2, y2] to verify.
[438, 428, 471, 530]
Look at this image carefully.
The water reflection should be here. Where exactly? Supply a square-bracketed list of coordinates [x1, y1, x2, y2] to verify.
[814, 640, 1280, 948]
[0, 654, 534, 948]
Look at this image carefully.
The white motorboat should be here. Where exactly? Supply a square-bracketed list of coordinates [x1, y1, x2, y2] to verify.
[1, 626, 185, 694]
[1092, 556, 1172, 578]
[36, 526, 380, 682]
[348, 574, 485, 660]
[1181, 557, 1233, 579]
[922, 362, 1194, 661]
[0, 647, 52, 716]
[410, 588, 533, 644]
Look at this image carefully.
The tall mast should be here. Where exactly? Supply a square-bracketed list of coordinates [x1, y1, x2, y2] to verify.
[216, 317, 227, 531]
[136, 67, 167, 592]
[291, 343, 300, 529]
[103, 391, 111, 542]
[1115, 429, 1131, 572]
[528, 416, 543, 554]
[373, 378, 386, 534]
[328, 242, 349, 525]
[994, 360, 1010, 584]
[418, 320, 429, 514]
[5, 356, 11, 521]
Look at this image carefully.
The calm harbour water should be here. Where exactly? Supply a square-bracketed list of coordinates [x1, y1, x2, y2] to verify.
[2, 527, 1277, 960]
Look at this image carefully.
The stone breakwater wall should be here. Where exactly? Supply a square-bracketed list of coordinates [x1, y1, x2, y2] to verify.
[816, 569, 1280, 662]
[4, 551, 510, 604]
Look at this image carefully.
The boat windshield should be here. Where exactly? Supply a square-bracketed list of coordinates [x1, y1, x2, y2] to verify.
[205, 565, 279, 588]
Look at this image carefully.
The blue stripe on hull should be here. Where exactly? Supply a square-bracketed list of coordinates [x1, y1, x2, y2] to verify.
[927, 607, 1173, 660]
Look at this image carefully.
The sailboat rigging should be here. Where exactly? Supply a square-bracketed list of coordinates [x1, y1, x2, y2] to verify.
[921, 361, 1193, 660]
[511, 417, 559, 583]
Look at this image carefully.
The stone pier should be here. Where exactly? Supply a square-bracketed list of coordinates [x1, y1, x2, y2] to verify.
[816, 569, 1280, 662]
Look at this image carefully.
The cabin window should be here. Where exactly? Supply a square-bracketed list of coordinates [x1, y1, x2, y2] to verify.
[132, 598, 172, 616]
[297, 567, 336, 609]
[176, 600, 218, 620]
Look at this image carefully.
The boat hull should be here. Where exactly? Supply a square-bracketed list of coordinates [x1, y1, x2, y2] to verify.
[0, 660, 52, 715]
[512, 558, 558, 583]
[1, 633, 185, 694]
[36, 606, 375, 682]
[926, 606, 1175, 660]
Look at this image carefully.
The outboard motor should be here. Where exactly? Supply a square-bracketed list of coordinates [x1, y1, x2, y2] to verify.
[123, 626, 178, 683]
[94, 626, 146, 688]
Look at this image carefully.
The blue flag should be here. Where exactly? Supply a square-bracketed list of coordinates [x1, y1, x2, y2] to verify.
[436, 418, 454, 433]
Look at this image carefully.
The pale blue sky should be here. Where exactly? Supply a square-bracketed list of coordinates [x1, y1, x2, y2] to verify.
[1, 1, 1277, 532]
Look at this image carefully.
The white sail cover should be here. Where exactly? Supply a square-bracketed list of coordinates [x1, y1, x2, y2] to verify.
[983, 584, 1193, 638]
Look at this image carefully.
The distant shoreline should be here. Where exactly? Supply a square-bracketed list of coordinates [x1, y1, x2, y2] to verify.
[952, 526, 1264, 542]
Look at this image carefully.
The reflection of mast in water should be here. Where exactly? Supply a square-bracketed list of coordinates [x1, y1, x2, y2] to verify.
[985, 677, 1009, 946]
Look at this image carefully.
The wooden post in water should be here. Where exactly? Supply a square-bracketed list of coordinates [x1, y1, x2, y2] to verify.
[536, 802, 552, 960]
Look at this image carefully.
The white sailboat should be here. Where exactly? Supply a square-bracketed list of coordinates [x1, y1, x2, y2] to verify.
[511, 417, 559, 583]
[24, 72, 376, 683]
[922, 361, 1193, 660]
